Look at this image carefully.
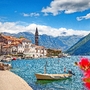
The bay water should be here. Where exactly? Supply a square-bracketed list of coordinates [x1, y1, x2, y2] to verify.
[10, 56, 89, 90]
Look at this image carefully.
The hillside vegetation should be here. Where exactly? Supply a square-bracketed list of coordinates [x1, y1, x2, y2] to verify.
[66, 33, 90, 55]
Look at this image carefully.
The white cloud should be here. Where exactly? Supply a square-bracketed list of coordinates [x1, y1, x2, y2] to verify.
[22, 12, 40, 17]
[22, 13, 29, 17]
[77, 13, 90, 21]
[41, 0, 90, 16]
[0, 22, 90, 37]
[0, 22, 26, 33]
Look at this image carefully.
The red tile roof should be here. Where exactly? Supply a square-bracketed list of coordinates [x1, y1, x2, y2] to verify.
[0, 34, 31, 48]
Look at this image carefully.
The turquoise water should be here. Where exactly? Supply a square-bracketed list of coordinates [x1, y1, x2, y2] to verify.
[10, 56, 88, 90]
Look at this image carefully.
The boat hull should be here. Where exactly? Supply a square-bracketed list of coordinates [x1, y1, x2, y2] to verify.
[35, 73, 72, 80]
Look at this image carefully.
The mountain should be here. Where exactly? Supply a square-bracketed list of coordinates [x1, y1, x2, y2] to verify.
[66, 33, 90, 55]
[3, 32, 83, 51]
[39, 34, 83, 51]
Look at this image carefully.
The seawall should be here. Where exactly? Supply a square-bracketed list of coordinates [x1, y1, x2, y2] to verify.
[0, 70, 33, 90]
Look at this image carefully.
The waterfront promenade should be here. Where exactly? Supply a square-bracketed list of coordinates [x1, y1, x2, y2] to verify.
[0, 70, 32, 90]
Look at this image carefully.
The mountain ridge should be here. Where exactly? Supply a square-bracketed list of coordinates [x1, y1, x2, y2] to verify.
[3, 32, 83, 51]
[66, 33, 90, 55]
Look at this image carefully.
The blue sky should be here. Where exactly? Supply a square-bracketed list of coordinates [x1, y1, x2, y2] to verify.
[0, 0, 90, 36]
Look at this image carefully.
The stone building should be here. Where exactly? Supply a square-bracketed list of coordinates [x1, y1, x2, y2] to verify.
[0, 32, 47, 58]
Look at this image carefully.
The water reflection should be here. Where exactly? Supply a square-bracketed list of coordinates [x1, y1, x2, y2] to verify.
[36, 78, 72, 85]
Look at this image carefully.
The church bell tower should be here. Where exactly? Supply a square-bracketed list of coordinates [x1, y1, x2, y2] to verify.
[35, 27, 39, 45]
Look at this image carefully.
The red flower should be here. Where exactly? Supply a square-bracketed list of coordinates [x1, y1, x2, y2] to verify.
[84, 82, 90, 89]
[84, 69, 90, 77]
[79, 58, 90, 71]
[78, 58, 90, 89]
[83, 77, 90, 83]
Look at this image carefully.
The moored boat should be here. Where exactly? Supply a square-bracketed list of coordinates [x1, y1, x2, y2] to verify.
[35, 61, 74, 80]
[12, 57, 16, 60]
[35, 73, 72, 80]
[0, 62, 12, 70]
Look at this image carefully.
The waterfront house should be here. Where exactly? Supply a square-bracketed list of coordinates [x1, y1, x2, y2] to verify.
[0, 33, 47, 58]
[25, 44, 47, 58]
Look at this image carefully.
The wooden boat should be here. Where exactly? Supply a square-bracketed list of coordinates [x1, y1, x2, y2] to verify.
[35, 62, 73, 80]
[35, 73, 72, 80]
[0, 62, 12, 70]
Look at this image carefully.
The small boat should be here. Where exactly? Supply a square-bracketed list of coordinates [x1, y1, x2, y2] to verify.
[12, 57, 16, 60]
[0, 62, 12, 70]
[35, 61, 73, 80]
[35, 73, 72, 80]
[35, 65, 73, 80]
